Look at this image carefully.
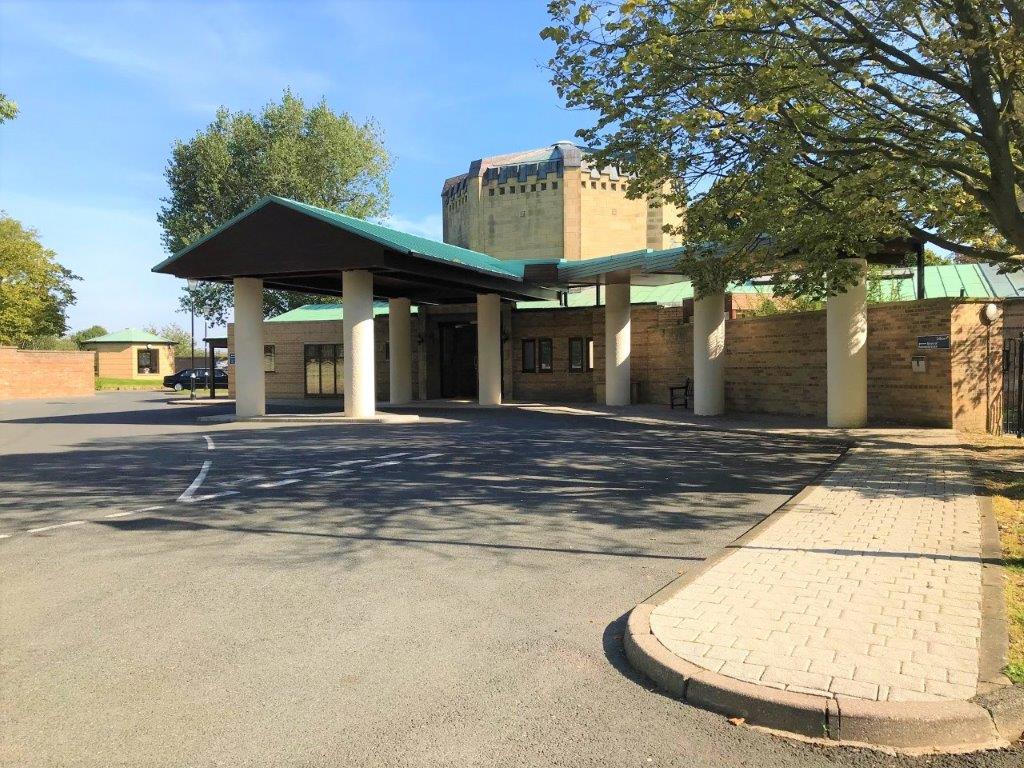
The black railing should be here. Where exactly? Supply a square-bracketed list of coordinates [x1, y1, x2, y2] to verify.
[1004, 332, 1024, 437]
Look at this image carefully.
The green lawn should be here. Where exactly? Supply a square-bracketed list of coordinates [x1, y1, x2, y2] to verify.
[963, 434, 1024, 684]
[95, 377, 165, 391]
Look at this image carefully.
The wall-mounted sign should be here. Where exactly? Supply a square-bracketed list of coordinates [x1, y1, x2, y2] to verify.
[917, 335, 950, 350]
[228, 353, 236, 365]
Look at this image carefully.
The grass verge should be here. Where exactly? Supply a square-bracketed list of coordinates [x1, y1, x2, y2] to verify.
[962, 432, 1024, 684]
[95, 377, 166, 391]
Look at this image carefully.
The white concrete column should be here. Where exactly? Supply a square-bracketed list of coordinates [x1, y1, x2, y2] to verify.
[605, 281, 631, 406]
[233, 277, 265, 419]
[693, 291, 726, 416]
[388, 297, 412, 405]
[343, 270, 375, 418]
[477, 293, 502, 406]
[827, 258, 868, 428]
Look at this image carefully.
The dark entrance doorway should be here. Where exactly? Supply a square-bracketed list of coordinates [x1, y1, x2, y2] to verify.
[440, 322, 477, 398]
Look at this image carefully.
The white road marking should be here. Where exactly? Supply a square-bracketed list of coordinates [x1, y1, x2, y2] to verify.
[318, 468, 354, 477]
[376, 452, 410, 460]
[27, 520, 86, 534]
[178, 460, 212, 502]
[256, 478, 301, 489]
[364, 460, 400, 469]
[188, 490, 240, 502]
[0, 534, 11, 539]
[104, 505, 164, 518]
[408, 452, 443, 460]
[331, 458, 369, 467]
[204, 435, 215, 450]
[281, 467, 320, 475]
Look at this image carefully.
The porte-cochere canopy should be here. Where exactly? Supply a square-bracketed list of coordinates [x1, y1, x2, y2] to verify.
[152, 196, 561, 304]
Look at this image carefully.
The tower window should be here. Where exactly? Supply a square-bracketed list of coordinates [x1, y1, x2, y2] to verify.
[499, 187, 505, 195]
[601, 182, 607, 189]
[530, 184, 536, 192]
[552, 181, 558, 190]
[489, 188, 494, 196]
[581, 181, 587, 187]
[591, 181, 597, 189]
[540, 182, 547, 191]
[520, 185, 526, 193]
[510, 186, 516, 194]
[611, 183, 617, 191]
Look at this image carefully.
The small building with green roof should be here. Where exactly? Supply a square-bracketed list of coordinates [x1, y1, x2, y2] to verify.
[80, 328, 176, 380]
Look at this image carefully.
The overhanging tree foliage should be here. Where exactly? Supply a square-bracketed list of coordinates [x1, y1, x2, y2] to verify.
[543, 0, 1024, 296]
[0, 214, 79, 346]
[159, 90, 391, 323]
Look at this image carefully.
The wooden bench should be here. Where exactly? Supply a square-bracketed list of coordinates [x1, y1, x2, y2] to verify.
[669, 379, 692, 409]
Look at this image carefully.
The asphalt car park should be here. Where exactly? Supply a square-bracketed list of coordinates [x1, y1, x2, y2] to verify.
[1, 392, 1020, 767]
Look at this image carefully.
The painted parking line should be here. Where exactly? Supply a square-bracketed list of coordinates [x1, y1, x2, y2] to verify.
[104, 505, 165, 518]
[178, 460, 212, 502]
[376, 452, 410, 460]
[204, 435, 215, 450]
[281, 467, 320, 476]
[318, 468, 354, 477]
[331, 458, 370, 467]
[185, 493, 238, 505]
[407, 453, 443, 460]
[363, 460, 401, 469]
[256, 478, 301, 489]
[27, 520, 87, 535]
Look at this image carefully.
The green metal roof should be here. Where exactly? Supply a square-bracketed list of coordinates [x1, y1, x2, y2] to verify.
[153, 196, 525, 282]
[268, 302, 419, 323]
[82, 327, 175, 344]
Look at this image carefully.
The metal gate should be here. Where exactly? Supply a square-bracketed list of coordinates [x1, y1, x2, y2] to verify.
[1004, 332, 1024, 437]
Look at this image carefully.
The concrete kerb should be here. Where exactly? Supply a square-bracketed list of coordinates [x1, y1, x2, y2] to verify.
[624, 436, 1024, 754]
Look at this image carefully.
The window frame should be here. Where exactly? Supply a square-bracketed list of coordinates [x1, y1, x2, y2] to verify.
[568, 337, 586, 373]
[137, 347, 158, 374]
[263, 344, 276, 373]
[521, 338, 537, 373]
[537, 338, 553, 373]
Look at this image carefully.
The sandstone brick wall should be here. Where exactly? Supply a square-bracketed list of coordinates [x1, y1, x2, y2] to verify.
[0, 346, 94, 400]
[949, 302, 1001, 432]
[228, 317, 419, 401]
[511, 307, 596, 401]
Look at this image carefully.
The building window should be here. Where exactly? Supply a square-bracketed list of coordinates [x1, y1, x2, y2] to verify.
[500, 187, 505, 195]
[538, 338, 553, 373]
[489, 188, 495, 196]
[137, 348, 158, 374]
[552, 181, 558, 190]
[569, 337, 585, 372]
[591, 181, 597, 189]
[264, 344, 276, 372]
[587, 338, 595, 371]
[521, 339, 536, 373]
[304, 343, 343, 397]
[510, 186, 516, 194]
[601, 182, 607, 189]
[611, 183, 617, 191]
[540, 182, 547, 191]
[530, 183, 536, 192]
[581, 181, 587, 187]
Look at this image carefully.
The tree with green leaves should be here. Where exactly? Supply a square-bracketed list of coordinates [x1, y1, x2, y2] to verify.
[543, 1, 1024, 298]
[0, 92, 18, 123]
[159, 90, 391, 324]
[0, 214, 79, 347]
[144, 323, 201, 363]
[68, 325, 108, 346]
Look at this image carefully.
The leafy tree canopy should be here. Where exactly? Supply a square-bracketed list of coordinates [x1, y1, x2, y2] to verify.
[144, 322, 202, 361]
[543, 0, 1024, 297]
[0, 92, 18, 123]
[0, 214, 79, 346]
[159, 90, 391, 324]
[68, 325, 108, 345]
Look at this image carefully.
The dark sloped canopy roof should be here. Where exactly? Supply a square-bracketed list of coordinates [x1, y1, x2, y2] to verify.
[152, 196, 558, 304]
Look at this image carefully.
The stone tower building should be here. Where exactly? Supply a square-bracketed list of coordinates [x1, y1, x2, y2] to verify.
[441, 141, 683, 261]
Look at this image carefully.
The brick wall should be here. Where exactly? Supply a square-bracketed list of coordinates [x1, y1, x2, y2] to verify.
[511, 307, 596, 401]
[0, 346, 94, 400]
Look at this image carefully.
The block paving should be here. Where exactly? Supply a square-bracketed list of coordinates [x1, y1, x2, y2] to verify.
[650, 430, 984, 703]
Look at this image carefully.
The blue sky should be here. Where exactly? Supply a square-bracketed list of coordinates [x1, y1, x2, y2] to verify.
[0, 0, 591, 335]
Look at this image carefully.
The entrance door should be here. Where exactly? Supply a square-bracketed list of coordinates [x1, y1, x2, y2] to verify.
[439, 323, 478, 399]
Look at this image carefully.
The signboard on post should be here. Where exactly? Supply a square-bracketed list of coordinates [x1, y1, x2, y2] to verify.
[917, 335, 951, 350]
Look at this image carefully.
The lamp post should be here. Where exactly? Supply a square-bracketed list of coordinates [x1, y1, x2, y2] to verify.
[186, 278, 198, 375]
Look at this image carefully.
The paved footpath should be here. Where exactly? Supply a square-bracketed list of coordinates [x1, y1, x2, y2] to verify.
[650, 429, 986, 704]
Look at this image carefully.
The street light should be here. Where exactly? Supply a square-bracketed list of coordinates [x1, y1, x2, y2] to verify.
[186, 278, 198, 376]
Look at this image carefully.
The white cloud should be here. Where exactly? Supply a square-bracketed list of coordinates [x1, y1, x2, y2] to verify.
[0, 0, 331, 113]
[382, 212, 443, 242]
